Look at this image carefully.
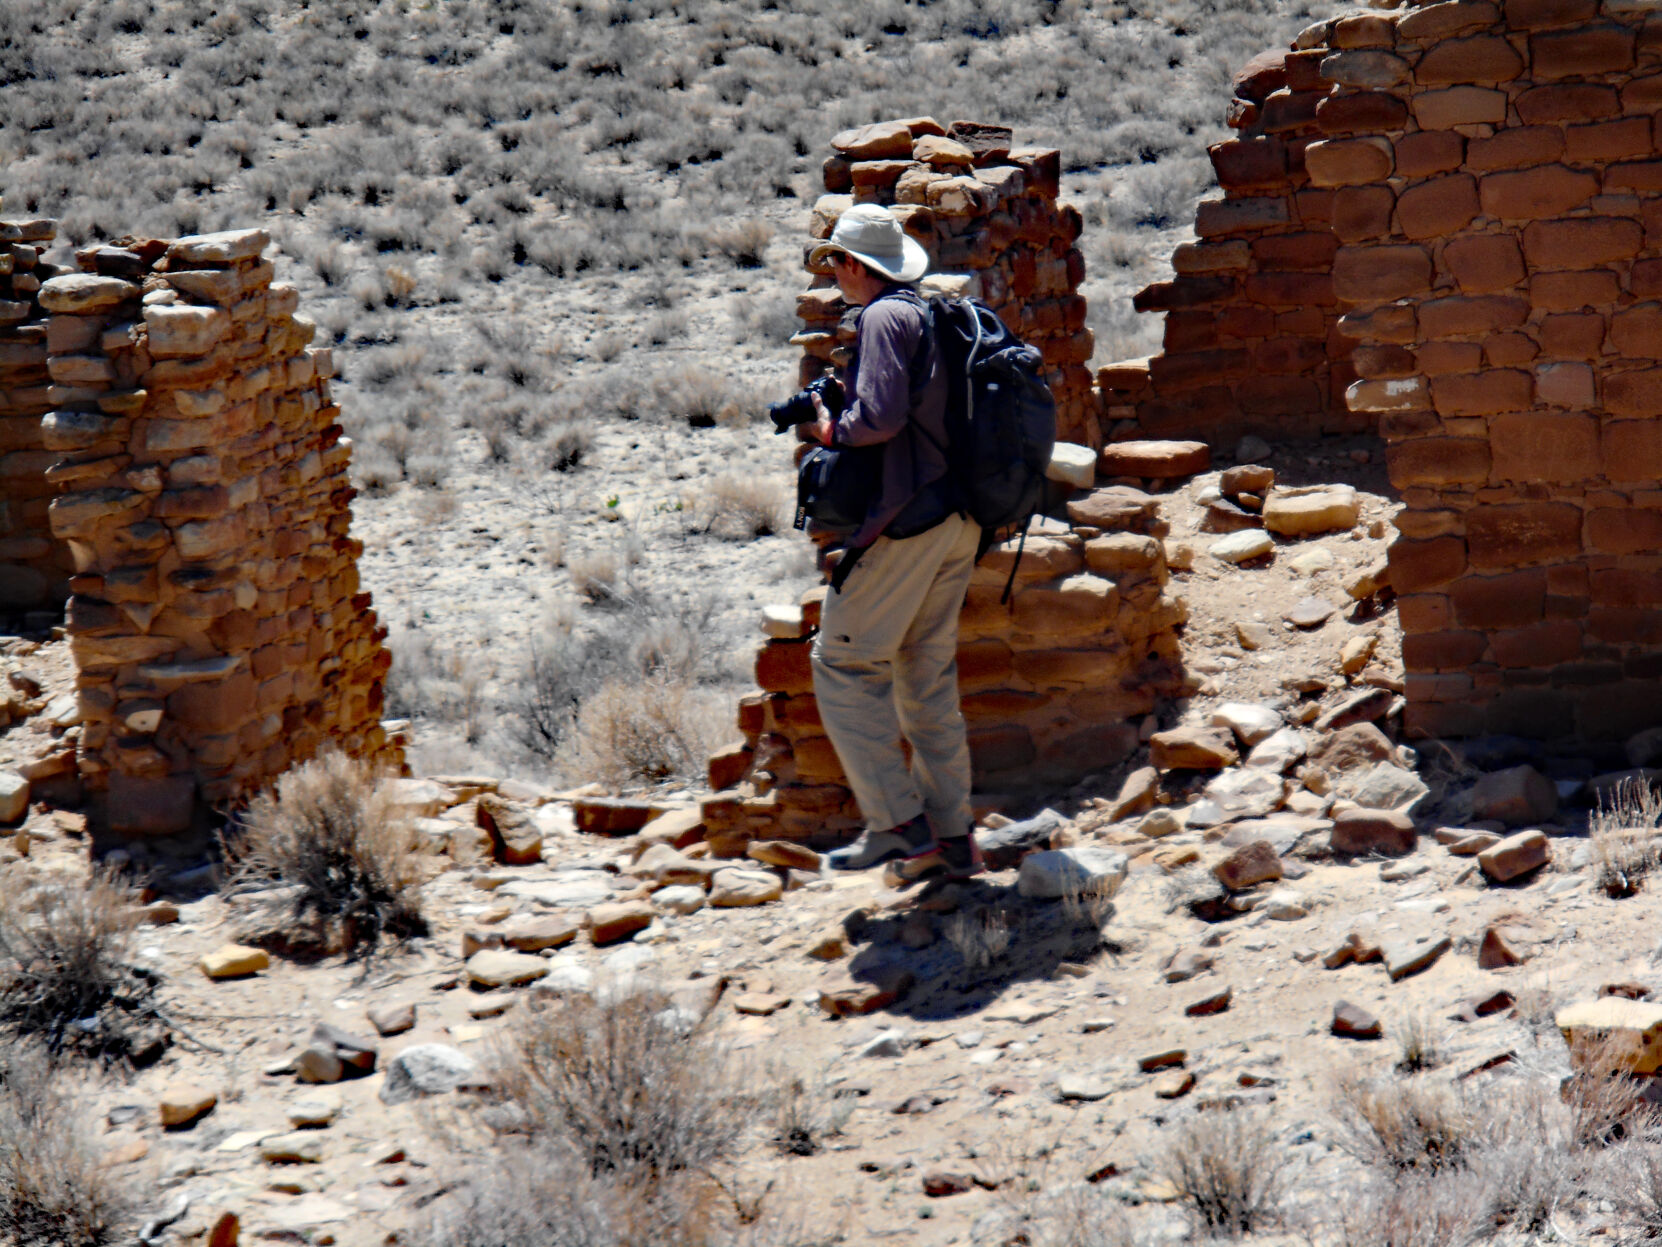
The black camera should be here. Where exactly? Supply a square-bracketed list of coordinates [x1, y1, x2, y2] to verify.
[767, 375, 844, 434]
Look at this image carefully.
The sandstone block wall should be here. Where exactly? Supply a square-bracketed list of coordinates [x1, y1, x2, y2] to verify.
[704, 489, 1186, 851]
[1098, 44, 1366, 445]
[16, 228, 401, 832]
[798, 118, 1098, 447]
[0, 211, 70, 616]
[1297, 1, 1662, 748]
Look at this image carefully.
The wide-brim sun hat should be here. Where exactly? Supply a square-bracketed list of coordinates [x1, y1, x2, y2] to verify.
[808, 203, 929, 282]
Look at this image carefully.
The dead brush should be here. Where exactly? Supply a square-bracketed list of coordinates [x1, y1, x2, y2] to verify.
[0, 867, 164, 1062]
[1332, 1169, 1488, 1247]
[769, 1067, 852, 1157]
[1563, 1031, 1660, 1147]
[0, 1041, 138, 1247]
[1157, 1107, 1285, 1237]
[479, 987, 759, 1177]
[1331, 1072, 1481, 1175]
[219, 750, 429, 959]
[706, 218, 773, 268]
[694, 473, 788, 539]
[1591, 776, 1662, 897]
[1392, 1010, 1443, 1075]
[945, 905, 1013, 971]
[574, 673, 723, 787]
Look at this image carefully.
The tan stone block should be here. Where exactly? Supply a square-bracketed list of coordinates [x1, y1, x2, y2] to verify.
[1413, 86, 1508, 129]
[1442, 234, 1525, 294]
[1430, 370, 1532, 417]
[1557, 998, 1662, 1074]
[1466, 125, 1565, 172]
[1305, 137, 1393, 187]
[1394, 174, 1478, 240]
[1397, 0, 1500, 39]
[1532, 23, 1636, 79]
[1333, 245, 1432, 302]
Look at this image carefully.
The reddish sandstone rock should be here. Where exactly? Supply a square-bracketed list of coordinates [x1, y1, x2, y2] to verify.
[1097, 440, 1210, 479]
[1478, 830, 1550, 884]
[1470, 766, 1557, 827]
[1330, 808, 1417, 857]
[1150, 726, 1239, 771]
[1332, 1001, 1382, 1040]
[1213, 840, 1283, 892]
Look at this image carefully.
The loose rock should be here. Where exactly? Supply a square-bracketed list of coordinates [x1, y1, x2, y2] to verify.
[1470, 766, 1558, 827]
[1478, 830, 1550, 884]
[710, 868, 784, 907]
[1330, 808, 1417, 857]
[379, 1045, 482, 1105]
[1213, 840, 1283, 892]
[1017, 847, 1128, 901]
[200, 944, 269, 980]
[1150, 726, 1239, 771]
[158, 1084, 216, 1128]
[465, 949, 550, 989]
[1332, 1001, 1382, 1040]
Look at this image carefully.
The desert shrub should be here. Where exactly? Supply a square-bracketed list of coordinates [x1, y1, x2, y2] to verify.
[1393, 1010, 1443, 1074]
[707, 218, 773, 268]
[220, 750, 428, 957]
[695, 473, 788, 538]
[1157, 1108, 1284, 1237]
[1592, 776, 1662, 897]
[0, 868, 162, 1061]
[1333, 1170, 1487, 1247]
[1333, 1073, 1480, 1175]
[575, 673, 724, 787]
[0, 1042, 137, 1247]
[770, 1069, 851, 1158]
[946, 906, 1014, 971]
[1563, 1031, 1660, 1148]
[481, 987, 758, 1174]
[1605, 1142, 1662, 1242]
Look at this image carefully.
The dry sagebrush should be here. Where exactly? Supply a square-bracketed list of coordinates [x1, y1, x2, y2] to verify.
[0, 867, 162, 1061]
[220, 751, 428, 957]
[0, 1042, 137, 1247]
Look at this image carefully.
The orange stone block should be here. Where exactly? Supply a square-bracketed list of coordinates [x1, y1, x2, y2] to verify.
[1392, 130, 1465, 178]
[1333, 244, 1432, 302]
[1479, 165, 1598, 219]
[1394, 175, 1479, 241]
[1388, 536, 1468, 594]
[1442, 234, 1525, 294]
[1414, 86, 1508, 129]
[1452, 569, 1547, 629]
[1387, 438, 1492, 488]
[1602, 417, 1662, 479]
[1523, 217, 1643, 269]
[1465, 125, 1565, 172]
[1430, 370, 1532, 417]
[1466, 503, 1584, 569]
[1531, 24, 1636, 80]
[1415, 35, 1524, 84]
[1305, 137, 1393, 187]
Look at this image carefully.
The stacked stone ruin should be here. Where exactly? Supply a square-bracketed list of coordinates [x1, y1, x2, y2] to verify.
[1096, 47, 1369, 445]
[1291, 0, 1662, 750]
[796, 118, 1098, 447]
[0, 216, 401, 834]
[0, 211, 66, 617]
[704, 120, 1187, 850]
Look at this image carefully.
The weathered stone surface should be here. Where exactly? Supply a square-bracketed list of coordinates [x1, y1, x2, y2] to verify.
[1284, 596, 1338, 629]
[1330, 808, 1418, 856]
[0, 771, 28, 823]
[1342, 763, 1431, 813]
[1163, 948, 1215, 982]
[1213, 839, 1283, 891]
[476, 795, 544, 866]
[1201, 768, 1287, 821]
[259, 1132, 324, 1163]
[1212, 702, 1283, 745]
[979, 808, 1065, 869]
[1098, 440, 1210, 478]
[1479, 926, 1524, 969]
[466, 949, 550, 989]
[168, 228, 270, 264]
[652, 885, 706, 915]
[367, 1002, 416, 1037]
[159, 1084, 217, 1128]
[1057, 1072, 1113, 1101]
[710, 868, 784, 907]
[1556, 998, 1662, 1074]
[1315, 688, 1395, 732]
[1186, 986, 1233, 1016]
[1017, 847, 1129, 900]
[39, 273, 139, 312]
[1384, 934, 1451, 981]
[1246, 728, 1308, 773]
[588, 899, 654, 944]
[379, 1044, 481, 1104]
[200, 944, 269, 979]
[1150, 725, 1239, 771]
[1333, 1000, 1383, 1039]
[1047, 442, 1097, 488]
[1478, 830, 1550, 883]
[819, 966, 915, 1017]
[1210, 529, 1275, 564]
[747, 840, 822, 872]
[632, 843, 717, 888]
[1263, 485, 1360, 536]
[1470, 766, 1557, 827]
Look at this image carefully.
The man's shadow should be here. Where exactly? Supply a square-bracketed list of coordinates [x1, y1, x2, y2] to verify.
[832, 873, 1125, 1023]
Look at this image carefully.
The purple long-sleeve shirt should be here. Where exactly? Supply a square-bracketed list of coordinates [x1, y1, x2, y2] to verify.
[833, 287, 952, 548]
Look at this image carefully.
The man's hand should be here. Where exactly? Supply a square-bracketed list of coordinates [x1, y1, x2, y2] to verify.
[802, 392, 835, 446]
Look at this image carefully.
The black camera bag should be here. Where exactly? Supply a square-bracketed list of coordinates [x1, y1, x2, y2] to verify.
[793, 443, 883, 532]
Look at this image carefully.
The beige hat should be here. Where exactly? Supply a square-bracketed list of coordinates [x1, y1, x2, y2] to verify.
[808, 203, 929, 282]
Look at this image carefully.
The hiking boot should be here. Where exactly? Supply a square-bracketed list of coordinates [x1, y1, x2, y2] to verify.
[826, 814, 935, 871]
[891, 832, 984, 884]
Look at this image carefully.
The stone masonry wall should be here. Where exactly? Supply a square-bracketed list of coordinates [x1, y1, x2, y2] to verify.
[1303, 0, 1662, 749]
[0, 209, 70, 617]
[30, 228, 400, 833]
[704, 489, 1186, 852]
[1097, 41, 1367, 446]
[796, 118, 1098, 447]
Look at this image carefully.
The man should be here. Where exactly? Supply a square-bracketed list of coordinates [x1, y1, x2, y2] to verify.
[798, 204, 983, 879]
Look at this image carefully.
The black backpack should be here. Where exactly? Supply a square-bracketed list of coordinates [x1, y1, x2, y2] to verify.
[922, 295, 1056, 536]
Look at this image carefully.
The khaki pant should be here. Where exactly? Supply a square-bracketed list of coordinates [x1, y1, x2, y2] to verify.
[811, 513, 979, 834]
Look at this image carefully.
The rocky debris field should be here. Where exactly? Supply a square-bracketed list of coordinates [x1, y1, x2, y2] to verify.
[7, 442, 1662, 1245]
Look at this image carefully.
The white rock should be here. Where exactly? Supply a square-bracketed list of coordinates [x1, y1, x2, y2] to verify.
[709, 868, 783, 907]
[1341, 762, 1431, 814]
[1210, 530, 1274, 564]
[1201, 768, 1287, 820]
[0, 771, 28, 823]
[1261, 888, 1309, 920]
[534, 963, 596, 997]
[761, 604, 805, 639]
[1211, 702, 1282, 746]
[1046, 442, 1097, 489]
[1017, 847, 1129, 901]
[498, 874, 613, 909]
[379, 1045, 481, 1105]
[1288, 546, 1336, 576]
[45, 694, 80, 727]
[1246, 727, 1308, 773]
[465, 949, 549, 988]
[382, 778, 454, 818]
[651, 885, 706, 915]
